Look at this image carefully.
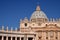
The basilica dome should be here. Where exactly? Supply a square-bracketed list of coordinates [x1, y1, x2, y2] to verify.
[30, 5, 48, 20]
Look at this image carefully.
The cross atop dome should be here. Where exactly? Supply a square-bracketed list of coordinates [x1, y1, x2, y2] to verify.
[36, 5, 41, 11]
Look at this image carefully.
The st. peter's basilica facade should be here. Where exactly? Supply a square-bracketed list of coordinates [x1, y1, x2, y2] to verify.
[0, 5, 60, 40]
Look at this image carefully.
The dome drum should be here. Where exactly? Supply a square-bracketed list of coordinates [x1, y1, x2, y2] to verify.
[31, 18, 48, 22]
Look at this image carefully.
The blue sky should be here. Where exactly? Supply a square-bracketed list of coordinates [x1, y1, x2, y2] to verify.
[0, 0, 60, 30]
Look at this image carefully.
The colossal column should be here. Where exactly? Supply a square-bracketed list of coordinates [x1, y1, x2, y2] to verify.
[6, 36, 8, 40]
[20, 37, 21, 40]
[11, 36, 12, 40]
[15, 37, 17, 40]
[2, 36, 3, 40]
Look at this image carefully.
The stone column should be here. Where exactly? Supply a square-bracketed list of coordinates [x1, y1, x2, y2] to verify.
[24, 34, 27, 40]
[27, 37, 28, 40]
[48, 32, 50, 40]
[35, 33, 38, 40]
[46, 32, 48, 40]
[42, 31, 44, 40]
[6, 36, 8, 40]
[43, 32, 46, 40]
[11, 36, 12, 40]
[2, 36, 3, 40]
[58, 32, 60, 40]
[15, 37, 17, 40]
[20, 37, 21, 40]
[34, 34, 36, 40]
[33, 37, 35, 40]
[54, 32, 56, 40]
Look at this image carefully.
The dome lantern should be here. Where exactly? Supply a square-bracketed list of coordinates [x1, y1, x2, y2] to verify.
[36, 5, 40, 11]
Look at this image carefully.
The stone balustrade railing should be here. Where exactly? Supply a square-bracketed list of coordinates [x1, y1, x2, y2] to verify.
[0, 26, 18, 32]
